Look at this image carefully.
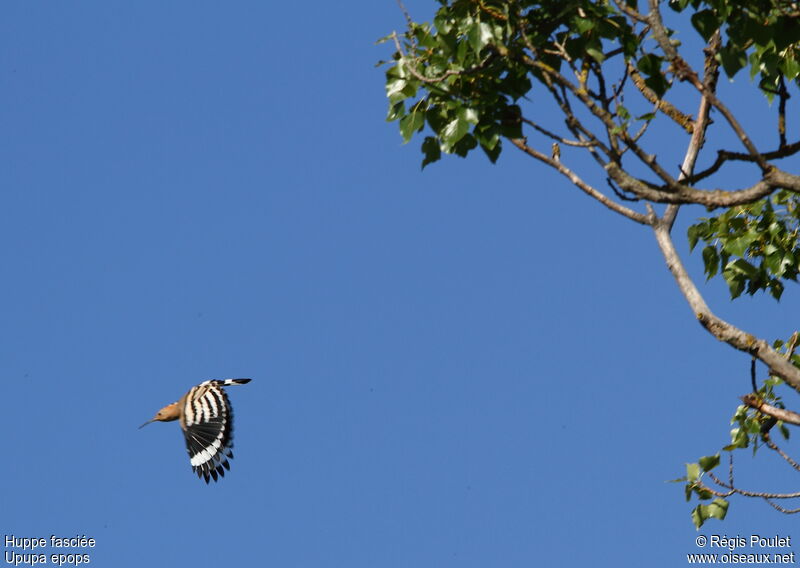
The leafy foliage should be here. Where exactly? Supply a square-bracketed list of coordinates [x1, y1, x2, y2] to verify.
[678, 341, 798, 528]
[671, 453, 727, 529]
[382, 0, 642, 167]
[381, 0, 800, 526]
[669, 0, 800, 96]
[688, 191, 800, 300]
[382, 1, 800, 168]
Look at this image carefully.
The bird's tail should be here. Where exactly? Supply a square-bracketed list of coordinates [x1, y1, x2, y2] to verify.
[215, 378, 251, 387]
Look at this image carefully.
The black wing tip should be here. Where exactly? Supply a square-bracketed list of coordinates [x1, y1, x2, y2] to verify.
[193, 453, 234, 483]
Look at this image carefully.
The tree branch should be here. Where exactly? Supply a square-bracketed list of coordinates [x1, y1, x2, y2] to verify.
[605, 163, 776, 207]
[627, 62, 694, 134]
[663, 32, 720, 230]
[649, 46, 800, 390]
[646, 0, 768, 170]
[650, 214, 800, 391]
[706, 471, 800, 499]
[764, 433, 800, 472]
[509, 138, 651, 225]
[689, 140, 800, 183]
[741, 394, 800, 426]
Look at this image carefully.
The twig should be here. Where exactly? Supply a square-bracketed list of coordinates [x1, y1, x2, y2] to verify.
[705, 471, 800, 499]
[520, 118, 597, 148]
[690, 141, 800, 183]
[778, 76, 789, 149]
[510, 138, 651, 225]
[646, 0, 768, 171]
[765, 500, 800, 514]
[763, 434, 800, 473]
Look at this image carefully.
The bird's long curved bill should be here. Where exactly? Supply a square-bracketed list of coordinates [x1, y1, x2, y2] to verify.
[138, 419, 156, 429]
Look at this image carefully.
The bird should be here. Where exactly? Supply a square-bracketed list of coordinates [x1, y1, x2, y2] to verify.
[551, 142, 561, 162]
[140, 378, 251, 483]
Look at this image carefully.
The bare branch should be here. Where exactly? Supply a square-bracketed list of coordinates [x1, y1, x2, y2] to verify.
[690, 140, 800, 183]
[520, 117, 597, 148]
[646, 0, 680, 61]
[650, 219, 800, 391]
[646, 0, 768, 170]
[662, 31, 720, 229]
[520, 54, 681, 186]
[606, 163, 776, 207]
[510, 138, 651, 225]
[763, 433, 800, 472]
[765, 500, 800, 514]
[627, 62, 694, 134]
[613, 0, 649, 24]
[706, 472, 800, 499]
[395, 0, 414, 39]
[778, 76, 789, 148]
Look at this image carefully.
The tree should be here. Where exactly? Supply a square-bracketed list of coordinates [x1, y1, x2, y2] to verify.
[380, 0, 800, 527]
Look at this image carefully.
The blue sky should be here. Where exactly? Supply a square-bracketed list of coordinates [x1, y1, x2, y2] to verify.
[3, 2, 800, 566]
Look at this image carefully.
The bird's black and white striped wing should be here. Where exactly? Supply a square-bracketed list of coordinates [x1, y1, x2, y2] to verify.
[180, 379, 250, 483]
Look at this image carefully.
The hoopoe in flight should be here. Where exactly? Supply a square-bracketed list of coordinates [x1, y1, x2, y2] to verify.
[140, 379, 251, 483]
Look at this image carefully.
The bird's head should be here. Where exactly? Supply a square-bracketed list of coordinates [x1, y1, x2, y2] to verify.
[139, 402, 180, 428]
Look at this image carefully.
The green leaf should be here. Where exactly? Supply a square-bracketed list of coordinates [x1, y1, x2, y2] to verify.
[695, 485, 714, 501]
[692, 498, 729, 529]
[769, 280, 784, 300]
[644, 71, 669, 98]
[685, 462, 700, 481]
[586, 47, 605, 63]
[452, 132, 477, 157]
[637, 53, 663, 76]
[724, 427, 749, 450]
[441, 115, 470, 151]
[698, 454, 720, 472]
[704, 498, 729, 520]
[467, 21, 493, 54]
[386, 77, 408, 103]
[574, 17, 595, 34]
[687, 225, 699, 250]
[726, 274, 745, 298]
[690, 506, 703, 528]
[387, 101, 405, 122]
[480, 138, 502, 163]
[691, 10, 719, 42]
[728, 258, 758, 278]
[399, 109, 425, 143]
[476, 126, 501, 163]
[421, 136, 441, 169]
[719, 43, 747, 77]
[780, 56, 800, 81]
[723, 233, 753, 257]
[460, 107, 479, 125]
[765, 252, 782, 274]
[701, 246, 719, 278]
[774, 17, 800, 51]
[668, 0, 692, 11]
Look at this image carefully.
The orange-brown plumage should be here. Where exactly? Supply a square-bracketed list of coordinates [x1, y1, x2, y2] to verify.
[140, 379, 251, 482]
